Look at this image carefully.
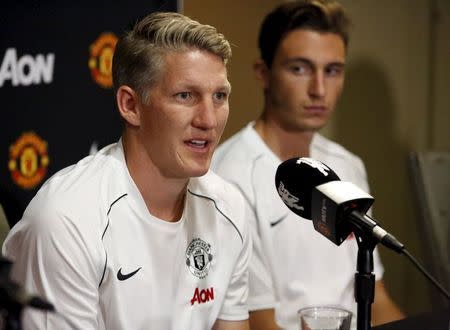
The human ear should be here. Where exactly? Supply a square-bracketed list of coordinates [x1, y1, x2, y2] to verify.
[116, 86, 141, 126]
[253, 59, 270, 90]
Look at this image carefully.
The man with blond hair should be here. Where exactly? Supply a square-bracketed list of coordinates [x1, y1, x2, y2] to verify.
[3, 12, 250, 329]
[212, 1, 404, 329]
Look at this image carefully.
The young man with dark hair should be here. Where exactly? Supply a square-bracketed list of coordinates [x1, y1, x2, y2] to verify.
[212, 1, 404, 329]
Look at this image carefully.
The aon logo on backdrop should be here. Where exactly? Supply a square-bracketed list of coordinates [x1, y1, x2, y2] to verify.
[0, 48, 55, 87]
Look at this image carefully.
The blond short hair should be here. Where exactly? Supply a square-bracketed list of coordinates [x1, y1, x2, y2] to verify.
[112, 12, 232, 102]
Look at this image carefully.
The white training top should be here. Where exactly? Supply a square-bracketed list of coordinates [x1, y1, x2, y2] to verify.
[3, 141, 251, 330]
[212, 123, 384, 330]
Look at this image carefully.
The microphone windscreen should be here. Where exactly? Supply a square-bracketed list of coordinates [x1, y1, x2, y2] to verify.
[275, 157, 340, 219]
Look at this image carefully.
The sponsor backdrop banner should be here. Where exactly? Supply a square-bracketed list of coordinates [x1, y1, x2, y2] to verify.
[0, 1, 179, 227]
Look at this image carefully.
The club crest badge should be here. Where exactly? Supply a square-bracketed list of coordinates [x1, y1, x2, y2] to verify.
[8, 131, 49, 189]
[88, 32, 117, 88]
[186, 238, 213, 279]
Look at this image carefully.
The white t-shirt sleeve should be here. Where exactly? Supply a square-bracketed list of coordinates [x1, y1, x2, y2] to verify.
[217, 196, 252, 321]
[2, 199, 102, 329]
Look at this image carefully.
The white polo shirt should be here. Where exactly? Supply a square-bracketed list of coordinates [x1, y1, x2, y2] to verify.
[212, 123, 384, 330]
[3, 140, 251, 329]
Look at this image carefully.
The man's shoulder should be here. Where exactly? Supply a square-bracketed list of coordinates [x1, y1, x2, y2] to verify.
[190, 171, 245, 210]
[312, 134, 364, 164]
[2, 145, 126, 288]
[22, 142, 126, 230]
[213, 124, 271, 178]
[312, 133, 367, 183]
[212, 124, 274, 201]
[189, 171, 248, 238]
[45, 143, 119, 192]
[312, 134, 356, 158]
[214, 124, 262, 165]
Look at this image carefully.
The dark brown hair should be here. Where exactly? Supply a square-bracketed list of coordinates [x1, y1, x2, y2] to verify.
[259, 0, 351, 67]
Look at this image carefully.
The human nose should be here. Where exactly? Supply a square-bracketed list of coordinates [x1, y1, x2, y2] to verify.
[308, 71, 326, 98]
[193, 98, 217, 130]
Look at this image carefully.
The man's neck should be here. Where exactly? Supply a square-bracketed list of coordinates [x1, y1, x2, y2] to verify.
[253, 116, 315, 161]
[122, 133, 188, 222]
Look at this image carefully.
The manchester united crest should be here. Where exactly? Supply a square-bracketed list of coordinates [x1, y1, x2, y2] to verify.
[88, 32, 118, 88]
[186, 238, 213, 279]
[8, 132, 49, 189]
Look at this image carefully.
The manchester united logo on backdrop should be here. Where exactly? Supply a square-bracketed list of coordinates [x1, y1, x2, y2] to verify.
[88, 32, 118, 88]
[8, 132, 49, 189]
[186, 238, 213, 279]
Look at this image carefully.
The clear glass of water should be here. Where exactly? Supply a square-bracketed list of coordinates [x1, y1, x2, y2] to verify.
[298, 306, 352, 330]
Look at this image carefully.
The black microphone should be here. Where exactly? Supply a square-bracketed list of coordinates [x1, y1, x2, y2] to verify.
[275, 157, 404, 252]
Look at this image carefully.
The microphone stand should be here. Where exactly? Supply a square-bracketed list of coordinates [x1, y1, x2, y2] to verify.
[3, 302, 22, 330]
[0, 258, 23, 330]
[353, 232, 377, 330]
[0, 257, 55, 330]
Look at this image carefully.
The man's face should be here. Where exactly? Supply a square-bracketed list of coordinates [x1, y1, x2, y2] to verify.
[264, 29, 346, 132]
[138, 49, 230, 179]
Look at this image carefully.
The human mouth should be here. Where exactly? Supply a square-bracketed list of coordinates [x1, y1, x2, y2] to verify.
[305, 105, 326, 110]
[188, 139, 207, 147]
[185, 139, 210, 152]
[304, 105, 327, 114]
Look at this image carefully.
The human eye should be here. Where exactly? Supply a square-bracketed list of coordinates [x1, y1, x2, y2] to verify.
[213, 91, 229, 103]
[174, 91, 192, 102]
[325, 65, 344, 77]
[290, 63, 311, 76]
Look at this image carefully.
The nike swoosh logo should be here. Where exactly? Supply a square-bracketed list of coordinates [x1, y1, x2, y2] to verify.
[117, 267, 142, 281]
[270, 214, 288, 227]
